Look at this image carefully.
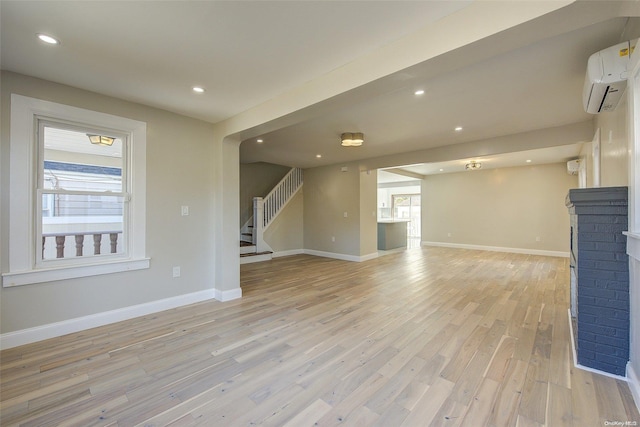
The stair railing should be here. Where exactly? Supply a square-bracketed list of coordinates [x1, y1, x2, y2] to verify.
[253, 167, 303, 252]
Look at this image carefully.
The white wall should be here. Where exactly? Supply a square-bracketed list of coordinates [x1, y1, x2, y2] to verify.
[0, 71, 220, 334]
[421, 163, 577, 255]
[589, 95, 630, 187]
[264, 189, 304, 254]
[360, 170, 378, 258]
[239, 162, 290, 227]
[303, 163, 377, 259]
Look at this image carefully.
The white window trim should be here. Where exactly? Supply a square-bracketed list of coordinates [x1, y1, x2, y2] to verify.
[627, 45, 640, 261]
[2, 94, 149, 287]
[630, 50, 640, 228]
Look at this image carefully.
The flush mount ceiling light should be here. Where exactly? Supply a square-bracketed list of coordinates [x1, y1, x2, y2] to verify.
[414, 89, 425, 96]
[87, 134, 116, 146]
[465, 160, 482, 170]
[37, 33, 60, 45]
[341, 132, 364, 147]
[192, 86, 205, 93]
[454, 126, 463, 132]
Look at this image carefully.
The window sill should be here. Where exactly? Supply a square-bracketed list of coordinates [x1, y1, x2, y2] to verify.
[1, 258, 150, 287]
[625, 231, 640, 262]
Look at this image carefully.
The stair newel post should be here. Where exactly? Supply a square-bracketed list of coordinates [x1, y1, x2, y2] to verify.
[253, 196, 266, 252]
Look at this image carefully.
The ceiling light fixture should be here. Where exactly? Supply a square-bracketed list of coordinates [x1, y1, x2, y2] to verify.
[316, 154, 322, 158]
[465, 161, 482, 170]
[37, 33, 60, 45]
[526, 159, 532, 163]
[87, 134, 116, 146]
[414, 89, 425, 95]
[192, 86, 205, 93]
[341, 132, 364, 147]
[455, 126, 463, 132]
[256, 139, 264, 144]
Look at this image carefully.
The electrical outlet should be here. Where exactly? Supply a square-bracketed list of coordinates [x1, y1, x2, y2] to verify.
[447, 233, 452, 237]
[331, 236, 335, 242]
[172, 266, 181, 278]
[181, 206, 189, 216]
[343, 212, 348, 218]
[536, 236, 541, 242]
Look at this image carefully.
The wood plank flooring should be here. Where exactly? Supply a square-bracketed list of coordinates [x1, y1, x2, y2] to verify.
[1, 247, 638, 426]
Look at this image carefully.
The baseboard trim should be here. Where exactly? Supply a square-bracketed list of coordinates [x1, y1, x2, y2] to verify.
[567, 309, 629, 381]
[303, 249, 379, 263]
[272, 249, 305, 258]
[627, 362, 640, 413]
[214, 287, 242, 302]
[240, 253, 272, 264]
[360, 252, 379, 262]
[421, 241, 569, 258]
[0, 289, 216, 350]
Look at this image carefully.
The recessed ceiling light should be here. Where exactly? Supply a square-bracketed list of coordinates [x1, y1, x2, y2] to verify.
[439, 168, 444, 172]
[414, 89, 425, 96]
[526, 159, 532, 163]
[37, 33, 60, 45]
[316, 154, 322, 158]
[256, 139, 263, 144]
[192, 86, 205, 93]
[454, 126, 463, 132]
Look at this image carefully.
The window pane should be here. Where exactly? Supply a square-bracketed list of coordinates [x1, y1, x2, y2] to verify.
[43, 126, 123, 192]
[41, 193, 124, 260]
[40, 124, 125, 261]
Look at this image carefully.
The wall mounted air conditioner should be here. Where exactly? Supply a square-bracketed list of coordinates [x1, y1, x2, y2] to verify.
[567, 159, 580, 175]
[582, 40, 635, 114]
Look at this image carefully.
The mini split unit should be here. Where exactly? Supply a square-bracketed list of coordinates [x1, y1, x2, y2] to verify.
[583, 39, 637, 114]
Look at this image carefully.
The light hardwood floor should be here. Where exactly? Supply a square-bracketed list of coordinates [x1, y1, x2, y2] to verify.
[1, 247, 639, 426]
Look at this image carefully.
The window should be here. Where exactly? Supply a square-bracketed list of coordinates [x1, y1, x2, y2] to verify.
[3, 95, 148, 287]
[38, 123, 127, 263]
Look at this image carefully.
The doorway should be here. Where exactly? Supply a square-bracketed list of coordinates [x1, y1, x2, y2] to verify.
[392, 194, 421, 248]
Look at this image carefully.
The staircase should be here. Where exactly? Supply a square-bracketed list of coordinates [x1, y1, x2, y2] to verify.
[240, 167, 303, 264]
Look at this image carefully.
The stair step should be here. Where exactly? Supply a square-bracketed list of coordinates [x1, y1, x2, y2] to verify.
[240, 251, 273, 257]
[240, 251, 273, 264]
[240, 244, 256, 254]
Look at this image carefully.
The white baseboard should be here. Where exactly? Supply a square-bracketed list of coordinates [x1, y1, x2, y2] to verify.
[0, 289, 222, 350]
[628, 362, 640, 413]
[360, 252, 379, 262]
[214, 287, 242, 302]
[240, 253, 272, 264]
[304, 249, 379, 263]
[272, 249, 304, 258]
[421, 241, 569, 258]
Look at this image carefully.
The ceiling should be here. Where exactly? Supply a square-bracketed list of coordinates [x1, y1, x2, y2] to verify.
[378, 144, 583, 184]
[2, 1, 639, 173]
[0, 0, 469, 123]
